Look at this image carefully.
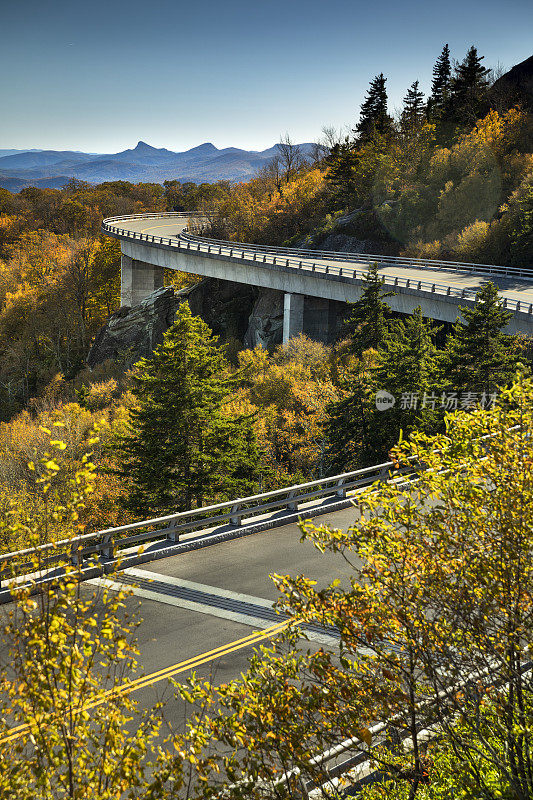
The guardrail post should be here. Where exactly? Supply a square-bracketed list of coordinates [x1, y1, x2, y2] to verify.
[229, 504, 242, 526]
[286, 490, 298, 511]
[447, 286, 451, 295]
[432, 283, 435, 292]
[70, 541, 83, 567]
[418, 280, 422, 290]
[263, 255, 267, 263]
[335, 479, 347, 499]
[394, 276, 399, 286]
[167, 521, 180, 543]
[230, 249, 233, 257]
[273, 256, 276, 264]
[378, 465, 390, 481]
[517, 301, 520, 312]
[100, 534, 114, 561]
[286, 258, 290, 267]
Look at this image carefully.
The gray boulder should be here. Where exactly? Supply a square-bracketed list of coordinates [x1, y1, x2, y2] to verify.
[244, 289, 284, 349]
[86, 287, 180, 368]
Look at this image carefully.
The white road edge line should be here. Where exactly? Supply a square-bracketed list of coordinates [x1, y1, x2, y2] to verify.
[87, 576, 338, 647]
[124, 566, 275, 609]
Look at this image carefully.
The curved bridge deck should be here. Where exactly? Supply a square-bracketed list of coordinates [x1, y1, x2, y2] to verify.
[102, 213, 533, 337]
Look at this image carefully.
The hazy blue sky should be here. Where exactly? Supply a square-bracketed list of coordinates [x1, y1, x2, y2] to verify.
[2, 0, 531, 153]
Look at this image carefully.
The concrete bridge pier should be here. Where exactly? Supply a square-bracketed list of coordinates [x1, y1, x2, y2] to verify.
[283, 292, 305, 344]
[121, 255, 164, 307]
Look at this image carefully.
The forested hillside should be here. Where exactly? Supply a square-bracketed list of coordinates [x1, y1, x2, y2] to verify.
[1, 41, 533, 799]
[0, 44, 531, 552]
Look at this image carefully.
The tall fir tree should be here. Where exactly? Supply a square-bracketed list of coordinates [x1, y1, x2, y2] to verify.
[113, 303, 261, 517]
[371, 307, 442, 450]
[325, 139, 359, 207]
[427, 44, 452, 122]
[323, 365, 377, 472]
[344, 263, 393, 357]
[448, 45, 490, 126]
[443, 282, 518, 396]
[400, 80, 426, 135]
[354, 73, 394, 144]
[325, 308, 441, 472]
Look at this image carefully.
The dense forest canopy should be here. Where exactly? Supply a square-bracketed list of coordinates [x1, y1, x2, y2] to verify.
[0, 44, 533, 800]
[0, 43, 531, 528]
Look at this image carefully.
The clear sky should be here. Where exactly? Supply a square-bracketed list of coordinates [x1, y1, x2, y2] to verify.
[1, 0, 532, 154]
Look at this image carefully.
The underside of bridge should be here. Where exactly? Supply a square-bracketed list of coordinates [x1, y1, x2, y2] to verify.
[121, 253, 345, 345]
[117, 238, 533, 340]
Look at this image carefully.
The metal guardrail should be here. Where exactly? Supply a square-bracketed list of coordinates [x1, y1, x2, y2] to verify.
[181, 231, 533, 280]
[101, 213, 533, 280]
[0, 460, 406, 590]
[101, 216, 533, 316]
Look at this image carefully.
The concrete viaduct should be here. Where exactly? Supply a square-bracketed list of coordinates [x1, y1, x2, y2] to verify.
[102, 213, 533, 340]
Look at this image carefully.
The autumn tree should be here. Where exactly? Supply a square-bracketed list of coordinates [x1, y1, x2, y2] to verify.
[0, 433, 161, 799]
[277, 134, 304, 184]
[153, 373, 533, 800]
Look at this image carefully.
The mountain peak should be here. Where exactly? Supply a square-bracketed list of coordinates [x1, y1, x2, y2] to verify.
[134, 140, 156, 151]
[186, 142, 218, 154]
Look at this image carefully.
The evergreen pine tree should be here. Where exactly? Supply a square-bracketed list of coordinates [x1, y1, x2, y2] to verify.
[323, 367, 377, 472]
[354, 74, 394, 144]
[400, 80, 426, 135]
[325, 308, 441, 472]
[448, 45, 490, 126]
[427, 44, 452, 122]
[443, 282, 518, 396]
[344, 263, 393, 356]
[325, 139, 358, 206]
[113, 303, 261, 517]
[371, 307, 442, 448]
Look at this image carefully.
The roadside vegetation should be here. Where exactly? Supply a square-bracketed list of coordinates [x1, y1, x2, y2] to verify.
[0, 41, 532, 798]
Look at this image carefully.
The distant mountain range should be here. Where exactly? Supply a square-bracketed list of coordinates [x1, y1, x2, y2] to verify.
[0, 140, 316, 192]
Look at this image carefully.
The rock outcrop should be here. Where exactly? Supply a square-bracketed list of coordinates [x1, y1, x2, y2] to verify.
[485, 55, 533, 113]
[86, 279, 285, 369]
[86, 287, 180, 368]
[243, 289, 284, 349]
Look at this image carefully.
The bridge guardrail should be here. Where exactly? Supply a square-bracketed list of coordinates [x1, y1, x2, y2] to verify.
[180, 231, 533, 280]
[101, 214, 533, 280]
[101, 218, 533, 316]
[0, 460, 410, 591]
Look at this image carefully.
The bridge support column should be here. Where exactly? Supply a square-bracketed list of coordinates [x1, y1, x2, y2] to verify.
[121, 254, 164, 307]
[282, 292, 304, 344]
[303, 296, 340, 344]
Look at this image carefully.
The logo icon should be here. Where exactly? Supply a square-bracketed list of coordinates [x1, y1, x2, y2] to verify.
[375, 390, 395, 411]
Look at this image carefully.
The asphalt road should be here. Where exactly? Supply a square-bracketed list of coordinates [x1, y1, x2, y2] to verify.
[0, 504, 361, 746]
[97, 504, 360, 738]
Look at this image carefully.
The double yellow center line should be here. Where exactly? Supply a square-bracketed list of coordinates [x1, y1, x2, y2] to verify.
[0, 619, 292, 746]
